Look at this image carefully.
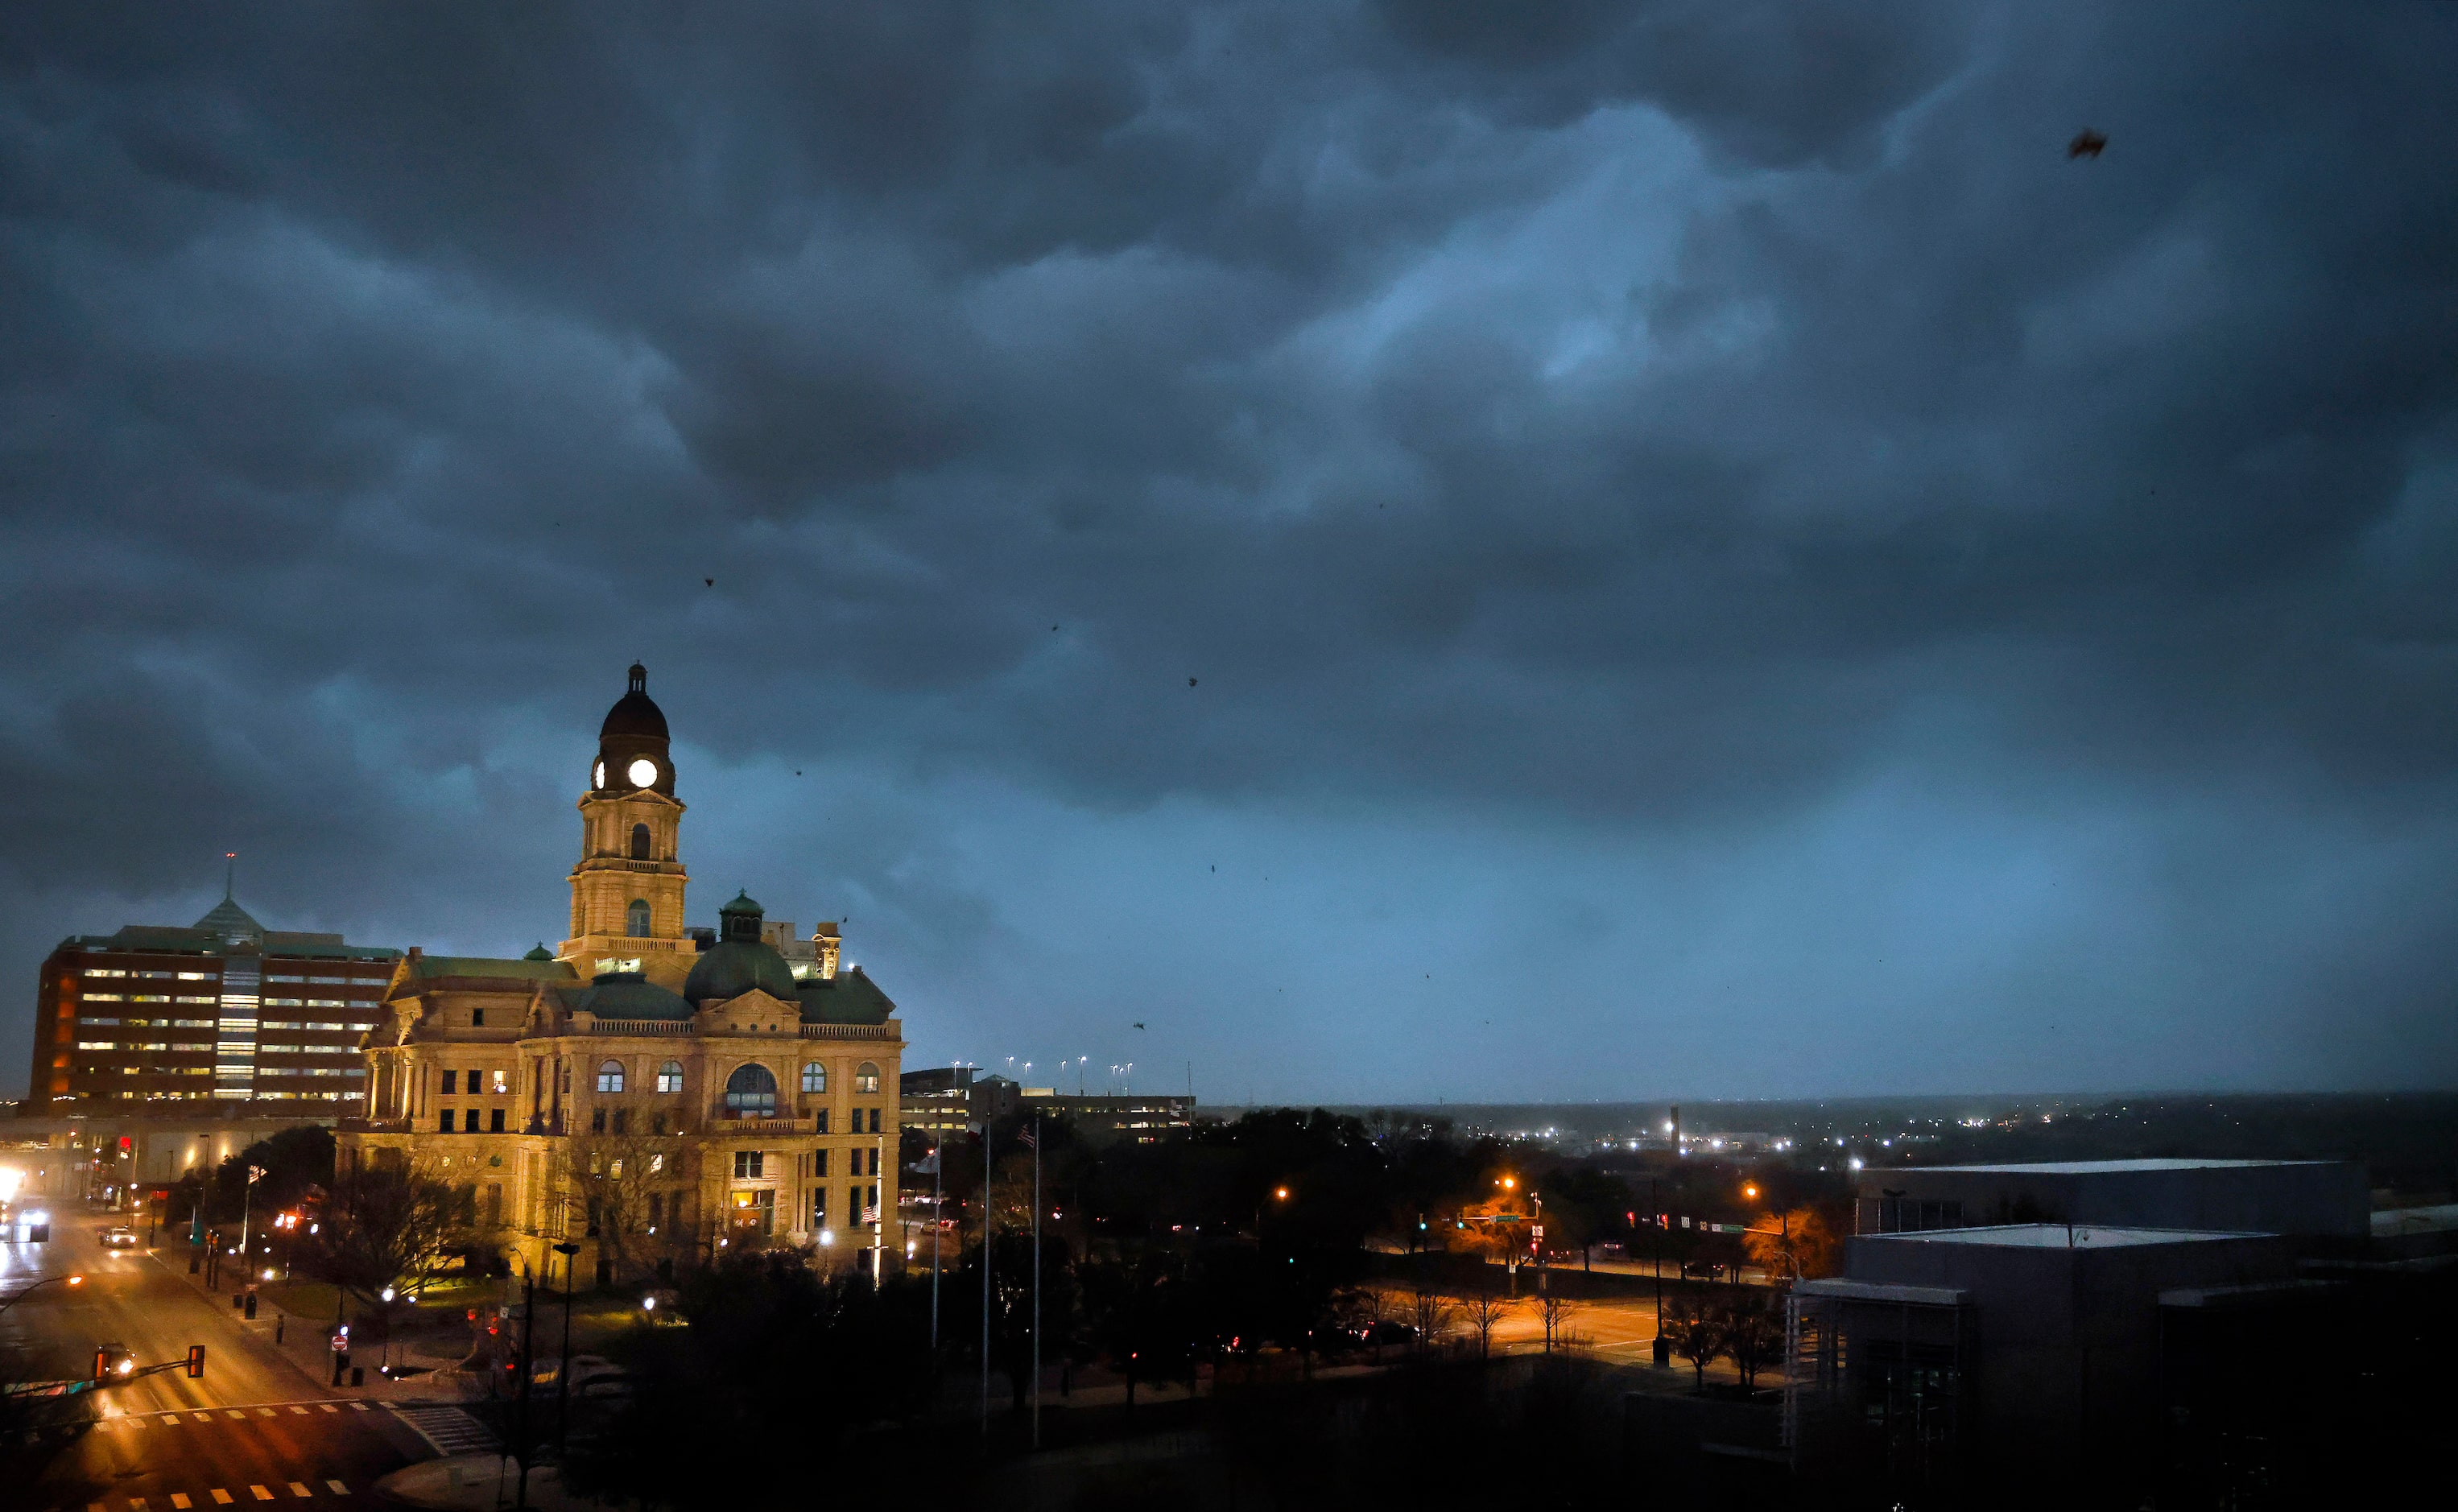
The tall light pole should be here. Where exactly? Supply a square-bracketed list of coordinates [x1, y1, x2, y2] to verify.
[929, 1137, 944, 1350]
[238, 1165, 263, 1271]
[978, 1117, 992, 1436]
[0, 1274, 84, 1314]
[552, 1241, 580, 1459]
[509, 1252, 537, 1512]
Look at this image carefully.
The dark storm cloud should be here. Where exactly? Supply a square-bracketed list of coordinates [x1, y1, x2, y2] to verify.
[3, 2, 2456, 1097]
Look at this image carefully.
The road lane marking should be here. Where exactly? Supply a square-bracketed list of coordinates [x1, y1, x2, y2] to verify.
[171, 1498, 192, 1510]
[250, 1488, 273, 1502]
[225, 1411, 246, 1419]
[89, 1502, 108, 1511]
[325, 1482, 348, 1495]
[255, 1407, 275, 1417]
[318, 1405, 337, 1413]
[160, 1412, 179, 1423]
[348, 1403, 367, 1411]
[130, 1501, 148, 1511]
[127, 1415, 148, 1427]
[288, 1484, 311, 1498]
[210, 1493, 233, 1506]
[288, 1406, 308, 1414]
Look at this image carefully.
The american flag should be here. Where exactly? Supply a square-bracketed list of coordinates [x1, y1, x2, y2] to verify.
[1018, 1123, 1038, 1149]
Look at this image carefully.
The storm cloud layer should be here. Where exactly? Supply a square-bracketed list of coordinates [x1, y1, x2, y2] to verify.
[3, 2, 2455, 1101]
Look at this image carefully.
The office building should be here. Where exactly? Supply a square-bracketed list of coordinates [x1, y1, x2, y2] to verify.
[26, 890, 398, 1110]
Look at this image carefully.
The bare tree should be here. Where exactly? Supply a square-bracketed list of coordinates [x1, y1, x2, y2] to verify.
[1409, 1284, 1459, 1357]
[564, 1134, 683, 1285]
[302, 1159, 477, 1309]
[1660, 1294, 1727, 1390]
[1725, 1295, 1785, 1389]
[1537, 1291, 1577, 1354]
[1460, 1285, 1518, 1361]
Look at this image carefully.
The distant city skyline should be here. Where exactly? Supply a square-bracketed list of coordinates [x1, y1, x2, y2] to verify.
[6, 6, 2458, 1102]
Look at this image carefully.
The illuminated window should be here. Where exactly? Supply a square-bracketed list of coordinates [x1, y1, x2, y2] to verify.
[854, 1062, 881, 1095]
[596, 1060, 626, 1093]
[626, 899, 651, 938]
[800, 1062, 827, 1094]
[656, 1061, 683, 1093]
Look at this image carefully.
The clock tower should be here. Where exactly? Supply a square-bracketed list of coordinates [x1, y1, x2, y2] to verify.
[560, 663, 695, 988]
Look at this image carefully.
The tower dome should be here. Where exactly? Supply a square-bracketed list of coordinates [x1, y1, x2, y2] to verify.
[682, 890, 799, 1004]
[593, 663, 675, 795]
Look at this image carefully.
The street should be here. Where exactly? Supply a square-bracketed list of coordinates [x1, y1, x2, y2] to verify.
[3, 1216, 429, 1511]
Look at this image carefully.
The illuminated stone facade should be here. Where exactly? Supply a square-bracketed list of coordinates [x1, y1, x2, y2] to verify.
[337, 666, 903, 1283]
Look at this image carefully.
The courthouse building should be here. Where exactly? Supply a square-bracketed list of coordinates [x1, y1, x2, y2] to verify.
[338, 665, 905, 1283]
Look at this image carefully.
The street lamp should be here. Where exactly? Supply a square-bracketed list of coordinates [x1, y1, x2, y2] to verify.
[0, 1274, 83, 1313]
[552, 1241, 580, 1458]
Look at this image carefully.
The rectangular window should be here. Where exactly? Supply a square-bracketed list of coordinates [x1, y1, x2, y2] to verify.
[611, 1109, 629, 1135]
[811, 1188, 826, 1228]
[485, 1184, 504, 1226]
[651, 1112, 667, 1136]
[465, 1109, 481, 1133]
[439, 1109, 454, 1133]
[815, 1109, 829, 1134]
[815, 1149, 828, 1177]
[648, 1193, 664, 1229]
[471, 1009, 485, 1027]
[591, 1107, 607, 1134]
[490, 1108, 506, 1133]
[441, 1069, 458, 1095]
[733, 1151, 765, 1179]
[493, 1069, 509, 1093]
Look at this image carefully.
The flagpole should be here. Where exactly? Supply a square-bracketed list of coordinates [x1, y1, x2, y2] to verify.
[979, 1118, 991, 1436]
[1031, 1114, 1042, 1451]
[930, 1137, 943, 1349]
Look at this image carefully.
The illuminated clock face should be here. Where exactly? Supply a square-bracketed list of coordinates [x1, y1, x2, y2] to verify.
[593, 761, 605, 788]
[626, 757, 659, 787]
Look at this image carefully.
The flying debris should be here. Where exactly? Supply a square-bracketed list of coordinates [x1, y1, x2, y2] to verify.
[2068, 128, 2107, 159]
[1133, 1022, 1146, 1031]
[1188, 676, 1198, 687]
[704, 577, 715, 586]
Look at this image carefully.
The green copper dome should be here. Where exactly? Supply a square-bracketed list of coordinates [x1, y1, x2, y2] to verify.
[684, 892, 797, 1004]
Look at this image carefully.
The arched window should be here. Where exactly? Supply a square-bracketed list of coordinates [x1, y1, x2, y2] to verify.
[595, 1060, 625, 1093]
[724, 1062, 778, 1117]
[630, 823, 651, 861]
[854, 1061, 881, 1095]
[656, 1060, 684, 1094]
[626, 899, 651, 937]
[800, 1062, 827, 1094]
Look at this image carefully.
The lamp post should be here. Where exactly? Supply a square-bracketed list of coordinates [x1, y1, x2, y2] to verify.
[0, 1274, 84, 1314]
[552, 1241, 580, 1459]
[508, 1253, 538, 1512]
[978, 1117, 992, 1436]
[238, 1165, 263, 1274]
[378, 1287, 395, 1376]
[929, 1138, 944, 1350]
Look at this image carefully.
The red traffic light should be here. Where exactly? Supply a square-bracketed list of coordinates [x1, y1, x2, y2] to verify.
[187, 1345, 206, 1379]
[93, 1348, 109, 1382]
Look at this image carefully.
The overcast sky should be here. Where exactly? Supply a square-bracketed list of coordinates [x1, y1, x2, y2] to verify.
[4, 3, 2455, 1105]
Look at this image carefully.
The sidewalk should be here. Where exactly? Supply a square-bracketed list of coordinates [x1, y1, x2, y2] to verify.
[377, 1454, 607, 1511]
[153, 1245, 489, 1407]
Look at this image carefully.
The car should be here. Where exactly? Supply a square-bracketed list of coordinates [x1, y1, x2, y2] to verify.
[101, 1227, 139, 1250]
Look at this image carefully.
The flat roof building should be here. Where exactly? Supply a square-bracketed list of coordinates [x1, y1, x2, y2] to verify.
[1852, 1157, 2369, 1240]
[26, 888, 399, 1113]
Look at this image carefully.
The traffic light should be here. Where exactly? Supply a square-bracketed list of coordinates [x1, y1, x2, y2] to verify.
[93, 1348, 109, 1382]
[187, 1345, 206, 1378]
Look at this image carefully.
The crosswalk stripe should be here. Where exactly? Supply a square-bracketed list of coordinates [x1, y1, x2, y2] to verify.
[225, 1411, 246, 1419]
[250, 1489, 273, 1502]
[287, 1484, 311, 1498]
[89, 1501, 108, 1511]
[318, 1404, 337, 1413]
[348, 1403, 367, 1411]
[324, 1482, 348, 1496]
[255, 1407, 275, 1417]
[210, 1493, 233, 1506]
[161, 1413, 179, 1423]
[171, 1497, 192, 1510]
[131, 1501, 149, 1511]
[127, 1416, 148, 1428]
